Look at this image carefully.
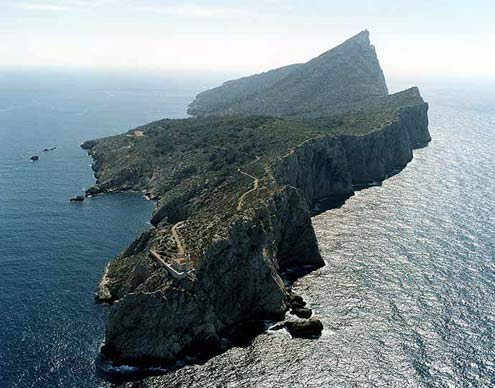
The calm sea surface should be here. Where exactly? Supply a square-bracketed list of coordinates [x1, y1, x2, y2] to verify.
[0, 71, 494, 388]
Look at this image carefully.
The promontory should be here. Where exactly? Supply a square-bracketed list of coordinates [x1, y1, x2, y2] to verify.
[81, 30, 430, 368]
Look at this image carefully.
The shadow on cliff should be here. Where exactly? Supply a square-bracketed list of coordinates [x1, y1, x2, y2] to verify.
[95, 318, 285, 384]
[95, 261, 324, 385]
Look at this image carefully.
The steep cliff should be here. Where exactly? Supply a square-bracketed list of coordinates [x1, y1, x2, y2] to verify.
[81, 31, 431, 368]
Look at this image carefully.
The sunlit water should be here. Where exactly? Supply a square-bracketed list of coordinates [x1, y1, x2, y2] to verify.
[1, 71, 494, 388]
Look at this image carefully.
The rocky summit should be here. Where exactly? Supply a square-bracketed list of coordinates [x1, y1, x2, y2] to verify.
[188, 30, 388, 118]
[81, 31, 430, 368]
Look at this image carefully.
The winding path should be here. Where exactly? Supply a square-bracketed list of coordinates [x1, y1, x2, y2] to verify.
[171, 221, 186, 257]
[237, 170, 259, 211]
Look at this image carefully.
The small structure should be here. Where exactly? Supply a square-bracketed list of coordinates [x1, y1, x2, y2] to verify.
[150, 249, 195, 280]
[150, 221, 195, 280]
[170, 255, 194, 272]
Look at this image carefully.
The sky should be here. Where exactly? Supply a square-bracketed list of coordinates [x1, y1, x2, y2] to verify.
[1, 0, 495, 78]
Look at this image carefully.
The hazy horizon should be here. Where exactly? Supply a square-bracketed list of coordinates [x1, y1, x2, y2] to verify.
[2, 0, 494, 78]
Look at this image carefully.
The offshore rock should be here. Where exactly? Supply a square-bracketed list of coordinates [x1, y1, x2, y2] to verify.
[291, 307, 313, 319]
[285, 318, 324, 339]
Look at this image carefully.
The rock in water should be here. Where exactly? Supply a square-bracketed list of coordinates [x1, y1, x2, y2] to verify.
[70, 196, 85, 202]
[290, 307, 313, 319]
[287, 292, 306, 309]
[285, 318, 323, 338]
[30, 155, 39, 161]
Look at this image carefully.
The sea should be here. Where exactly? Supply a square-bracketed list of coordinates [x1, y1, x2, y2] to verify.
[0, 70, 494, 388]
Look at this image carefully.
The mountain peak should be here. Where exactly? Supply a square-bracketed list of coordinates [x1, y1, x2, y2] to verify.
[188, 30, 388, 117]
[349, 29, 369, 42]
[316, 30, 371, 60]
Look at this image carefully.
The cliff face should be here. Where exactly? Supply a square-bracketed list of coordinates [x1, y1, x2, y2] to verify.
[275, 103, 430, 203]
[82, 31, 431, 369]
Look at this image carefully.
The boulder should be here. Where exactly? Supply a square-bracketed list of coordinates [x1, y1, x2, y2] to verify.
[30, 155, 39, 161]
[70, 195, 85, 202]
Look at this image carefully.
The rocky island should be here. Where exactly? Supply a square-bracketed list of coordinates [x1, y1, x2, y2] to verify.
[81, 31, 430, 368]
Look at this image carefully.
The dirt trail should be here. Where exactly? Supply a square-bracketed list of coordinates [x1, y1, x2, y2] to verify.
[237, 170, 259, 211]
[171, 221, 186, 257]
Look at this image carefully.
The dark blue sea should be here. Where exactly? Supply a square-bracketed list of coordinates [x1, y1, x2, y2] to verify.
[0, 71, 494, 388]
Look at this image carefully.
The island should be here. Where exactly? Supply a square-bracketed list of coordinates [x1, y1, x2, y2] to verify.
[81, 30, 430, 368]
